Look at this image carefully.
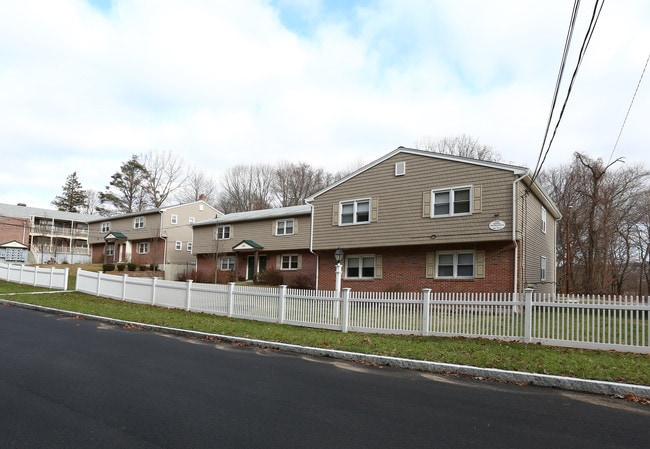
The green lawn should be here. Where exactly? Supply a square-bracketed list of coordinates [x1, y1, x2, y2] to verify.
[1, 280, 648, 387]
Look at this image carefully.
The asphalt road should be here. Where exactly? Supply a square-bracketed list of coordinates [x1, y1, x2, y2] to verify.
[1, 304, 648, 449]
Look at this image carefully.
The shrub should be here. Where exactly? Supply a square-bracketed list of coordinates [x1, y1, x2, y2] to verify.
[255, 268, 283, 286]
[139, 265, 148, 271]
[116, 263, 126, 272]
[149, 263, 159, 271]
[288, 273, 315, 290]
[127, 263, 137, 271]
[102, 263, 115, 272]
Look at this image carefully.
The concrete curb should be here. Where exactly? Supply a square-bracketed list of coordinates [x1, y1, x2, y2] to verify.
[3, 298, 649, 400]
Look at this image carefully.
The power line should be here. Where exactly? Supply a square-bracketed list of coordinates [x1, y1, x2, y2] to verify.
[532, 0, 606, 183]
[607, 49, 650, 165]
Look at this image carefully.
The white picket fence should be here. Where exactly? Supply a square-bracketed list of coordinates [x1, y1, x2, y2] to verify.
[0, 263, 69, 290]
[74, 269, 650, 353]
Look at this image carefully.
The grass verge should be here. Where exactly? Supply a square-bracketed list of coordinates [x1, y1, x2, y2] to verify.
[1, 281, 649, 386]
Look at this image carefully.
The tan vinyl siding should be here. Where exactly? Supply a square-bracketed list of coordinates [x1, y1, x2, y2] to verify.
[520, 189, 557, 294]
[311, 153, 516, 250]
[193, 214, 311, 254]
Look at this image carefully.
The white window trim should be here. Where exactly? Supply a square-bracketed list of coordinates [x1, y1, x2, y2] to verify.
[106, 244, 114, 256]
[541, 206, 547, 234]
[138, 242, 149, 254]
[174, 240, 182, 251]
[134, 216, 145, 229]
[280, 254, 299, 270]
[188, 216, 195, 224]
[101, 222, 111, 233]
[435, 251, 476, 279]
[431, 186, 473, 218]
[339, 198, 371, 226]
[344, 254, 376, 279]
[171, 214, 178, 225]
[217, 225, 231, 240]
[220, 256, 235, 271]
[187, 242, 193, 252]
[276, 219, 294, 236]
[541, 256, 547, 281]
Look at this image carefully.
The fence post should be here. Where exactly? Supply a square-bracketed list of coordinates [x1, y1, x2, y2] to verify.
[341, 288, 351, 333]
[96, 271, 103, 296]
[151, 277, 158, 305]
[278, 285, 287, 324]
[524, 288, 534, 343]
[185, 280, 193, 311]
[227, 282, 235, 317]
[422, 288, 432, 336]
[121, 274, 128, 301]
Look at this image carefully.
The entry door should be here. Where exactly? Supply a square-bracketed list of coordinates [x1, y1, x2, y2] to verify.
[246, 255, 268, 280]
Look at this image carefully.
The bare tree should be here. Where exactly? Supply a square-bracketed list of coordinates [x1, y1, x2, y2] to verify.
[274, 161, 332, 207]
[81, 189, 101, 215]
[174, 166, 219, 206]
[414, 134, 502, 162]
[141, 150, 188, 207]
[541, 152, 649, 295]
[217, 164, 275, 213]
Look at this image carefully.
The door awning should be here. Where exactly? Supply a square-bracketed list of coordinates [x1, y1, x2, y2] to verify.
[104, 232, 128, 242]
[232, 240, 264, 251]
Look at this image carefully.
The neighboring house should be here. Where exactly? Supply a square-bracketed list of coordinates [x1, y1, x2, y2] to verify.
[0, 203, 95, 264]
[88, 200, 221, 280]
[306, 147, 561, 293]
[192, 205, 315, 287]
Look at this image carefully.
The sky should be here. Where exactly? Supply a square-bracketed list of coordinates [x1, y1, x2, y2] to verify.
[1, 0, 649, 209]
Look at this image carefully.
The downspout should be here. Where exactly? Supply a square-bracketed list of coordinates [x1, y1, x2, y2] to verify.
[512, 173, 527, 293]
[307, 202, 319, 291]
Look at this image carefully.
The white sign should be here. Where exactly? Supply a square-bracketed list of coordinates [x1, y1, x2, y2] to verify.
[489, 220, 506, 231]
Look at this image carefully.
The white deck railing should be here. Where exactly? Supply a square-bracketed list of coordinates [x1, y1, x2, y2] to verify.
[74, 269, 650, 353]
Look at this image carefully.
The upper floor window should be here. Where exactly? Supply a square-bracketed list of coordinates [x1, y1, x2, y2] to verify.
[188, 216, 195, 224]
[432, 187, 471, 217]
[134, 216, 145, 229]
[436, 251, 475, 278]
[276, 219, 294, 235]
[187, 242, 193, 252]
[101, 222, 110, 233]
[541, 207, 547, 234]
[175, 241, 182, 251]
[138, 242, 149, 254]
[345, 255, 375, 279]
[340, 199, 370, 225]
[171, 214, 178, 225]
[540, 256, 547, 281]
[217, 225, 231, 240]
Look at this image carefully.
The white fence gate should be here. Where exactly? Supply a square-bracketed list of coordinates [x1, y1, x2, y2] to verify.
[74, 269, 650, 353]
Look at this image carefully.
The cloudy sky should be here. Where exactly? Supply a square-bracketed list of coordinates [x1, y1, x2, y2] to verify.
[1, 0, 649, 209]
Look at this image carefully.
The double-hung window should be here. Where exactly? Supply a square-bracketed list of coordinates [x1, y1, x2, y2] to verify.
[281, 254, 299, 270]
[276, 219, 294, 236]
[220, 257, 235, 271]
[106, 244, 114, 256]
[432, 187, 471, 217]
[345, 255, 375, 279]
[101, 222, 110, 233]
[138, 242, 149, 254]
[175, 241, 182, 251]
[541, 207, 547, 234]
[340, 199, 370, 225]
[134, 216, 145, 229]
[171, 214, 178, 225]
[217, 225, 231, 240]
[540, 256, 547, 281]
[436, 251, 475, 278]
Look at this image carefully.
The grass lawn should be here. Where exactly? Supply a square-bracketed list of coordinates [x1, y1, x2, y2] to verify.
[1, 277, 649, 388]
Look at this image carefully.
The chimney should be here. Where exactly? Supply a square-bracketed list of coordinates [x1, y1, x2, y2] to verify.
[198, 194, 206, 201]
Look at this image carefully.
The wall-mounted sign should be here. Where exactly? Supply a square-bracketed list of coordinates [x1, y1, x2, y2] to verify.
[489, 220, 506, 231]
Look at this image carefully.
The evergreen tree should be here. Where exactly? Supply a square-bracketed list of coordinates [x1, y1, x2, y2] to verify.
[98, 155, 150, 215]
[51, 172, 87, 213]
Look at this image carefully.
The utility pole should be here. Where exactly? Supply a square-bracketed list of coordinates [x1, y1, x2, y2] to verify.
[566, 206, 572, 295]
